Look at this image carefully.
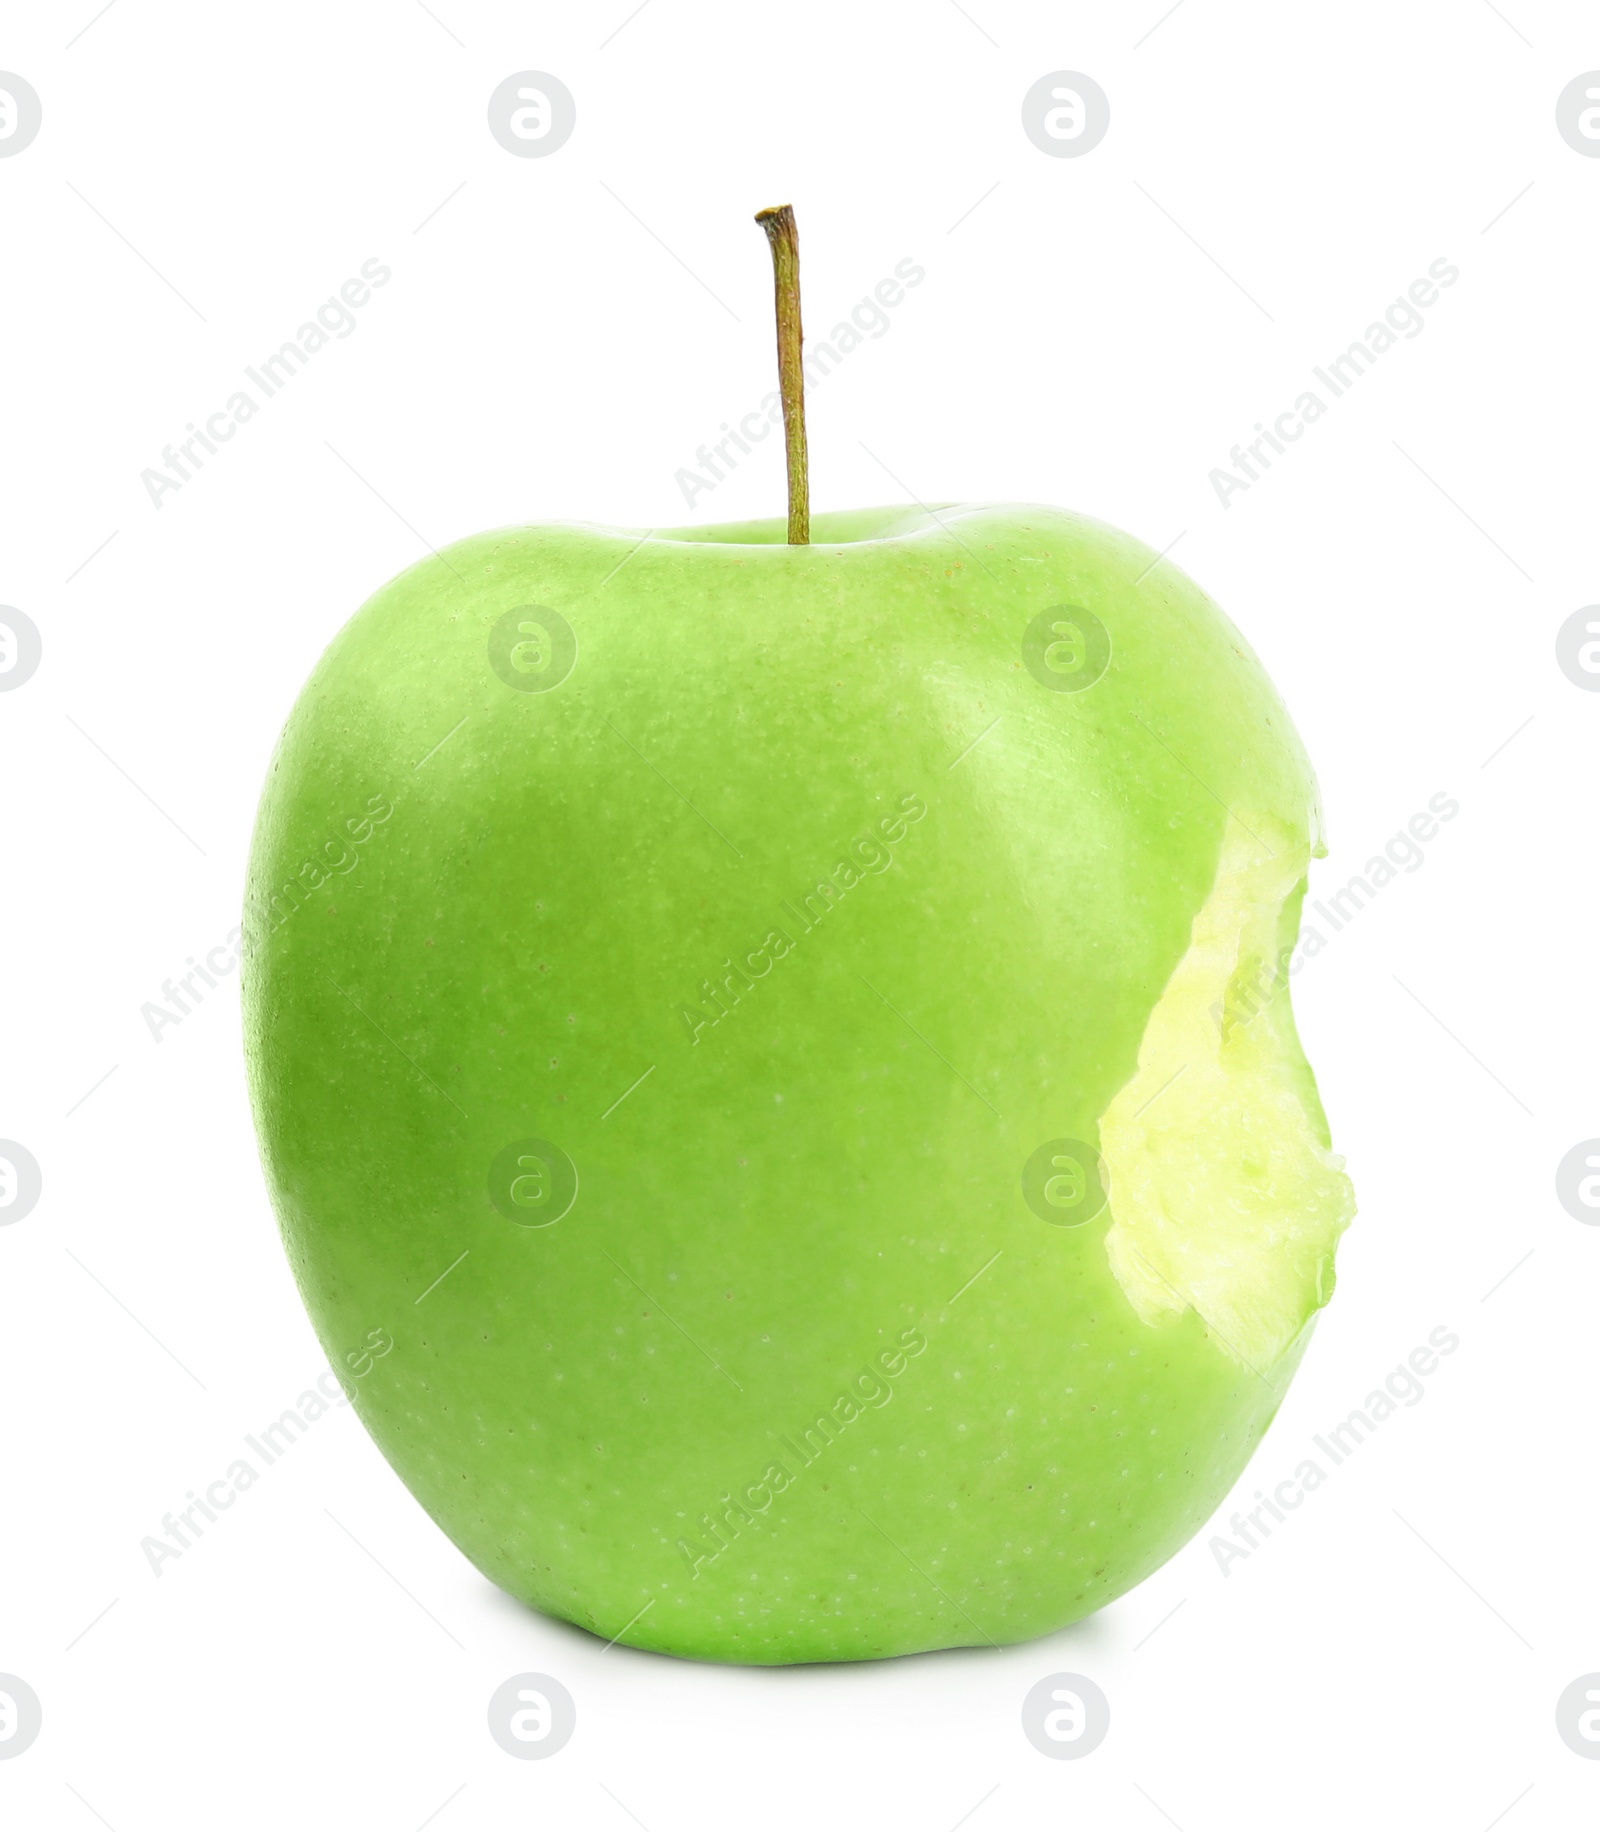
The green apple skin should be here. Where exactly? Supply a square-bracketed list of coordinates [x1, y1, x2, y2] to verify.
[242, 503, 1353, 1664]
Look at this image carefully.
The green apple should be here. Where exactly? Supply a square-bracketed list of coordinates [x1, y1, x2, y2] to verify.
[242, 497, 1355, 1663]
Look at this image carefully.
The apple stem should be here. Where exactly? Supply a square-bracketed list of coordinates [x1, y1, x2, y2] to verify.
[755, 203, 809, 545]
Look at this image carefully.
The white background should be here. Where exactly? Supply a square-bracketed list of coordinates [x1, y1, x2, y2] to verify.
[2, 0, 1595, 1825]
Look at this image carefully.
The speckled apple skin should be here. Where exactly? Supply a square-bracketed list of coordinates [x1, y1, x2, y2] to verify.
[242, 504, 1330, 1663]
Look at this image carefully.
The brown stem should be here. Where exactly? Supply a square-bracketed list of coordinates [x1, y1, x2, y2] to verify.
[754, 203, 809, 544]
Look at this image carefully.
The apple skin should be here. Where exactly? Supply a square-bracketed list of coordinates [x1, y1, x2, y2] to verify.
[242, 503, 1352, 1663]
